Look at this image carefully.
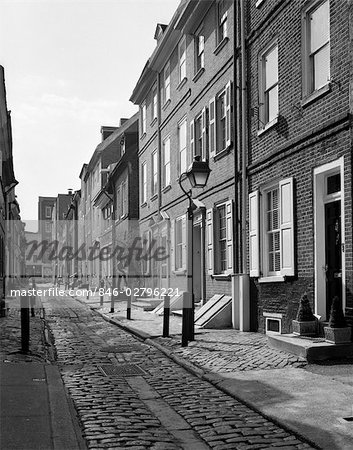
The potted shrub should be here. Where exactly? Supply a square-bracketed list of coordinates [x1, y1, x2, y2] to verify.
[292, 293, 317, 336]
[324, 296, 351, 344]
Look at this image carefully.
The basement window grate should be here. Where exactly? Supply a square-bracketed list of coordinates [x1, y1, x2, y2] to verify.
[100, 344, 144, 353]
[98, 364, 147, 377]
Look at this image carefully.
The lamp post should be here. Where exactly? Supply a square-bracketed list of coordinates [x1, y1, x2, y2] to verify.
[178, 156, 211, 347]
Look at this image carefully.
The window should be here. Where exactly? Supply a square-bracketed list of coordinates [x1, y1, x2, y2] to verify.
[190, 107, 207, 161]
[195, 30, 205, 73]
[174, 215, 186, 271]
[178, 37, 186, 82]
[163, 63, 170, 104]
[151, 150, 158, 196]
[45, 206, 51, 218]
[304, 0, 330, 94]
[162, 137, 170, 187]
[249, 178, 295, 279]
[259, 43, 278, 128]
[141, 162, 147, 204]
[206, 201, 233, 275]
[142, 231, 150, 275]
[120, 136, 125, 157]
[217, 0, 228, 43]
[178, 119, 187, 175]
[121, 180, 127, 218]
[151, 85, 157, 121]
[209, 81, 232, 157]
[141, 103, 147, 135]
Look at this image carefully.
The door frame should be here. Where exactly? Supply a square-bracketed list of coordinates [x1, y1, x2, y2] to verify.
[314, 156, 345, 318]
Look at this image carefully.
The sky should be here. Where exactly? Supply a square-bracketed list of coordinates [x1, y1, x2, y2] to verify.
[0, 0, 180, 221]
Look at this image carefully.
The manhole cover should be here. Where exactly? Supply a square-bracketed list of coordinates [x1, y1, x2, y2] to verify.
[98, 364, 147, 377]
[100, 344, 143, 353]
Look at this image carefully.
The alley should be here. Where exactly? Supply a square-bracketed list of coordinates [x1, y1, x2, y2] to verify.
[42, 293, 314, 450]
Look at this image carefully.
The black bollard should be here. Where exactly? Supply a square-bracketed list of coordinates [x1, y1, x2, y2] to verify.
[163, 295, 170, 337]
[21, 295, 30, 353]
[127, 291, 131, 320]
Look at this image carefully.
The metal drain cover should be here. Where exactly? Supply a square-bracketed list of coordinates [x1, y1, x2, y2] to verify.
[100, 344, 143, 353]
[98, 364, 147, 377]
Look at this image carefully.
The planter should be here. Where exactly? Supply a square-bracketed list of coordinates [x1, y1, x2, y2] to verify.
[324, 326, 351, 344]
[292, 320, 317, 336]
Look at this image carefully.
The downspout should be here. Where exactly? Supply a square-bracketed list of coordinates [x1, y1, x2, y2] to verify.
[240, 0, 247, 275]
[233, 0, 239, 274]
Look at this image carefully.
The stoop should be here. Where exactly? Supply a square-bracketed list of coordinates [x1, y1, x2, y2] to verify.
[268, 333, 353, 362]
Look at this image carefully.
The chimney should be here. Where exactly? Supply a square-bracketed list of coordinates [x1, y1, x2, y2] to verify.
[154, 23, 168, 44]
[100, 126, 118, 142]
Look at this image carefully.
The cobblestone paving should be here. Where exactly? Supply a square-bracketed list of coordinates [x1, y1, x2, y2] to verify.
[154, 331, 307, 373]
[43, 295, 315, 450]
[0, 302, 48, 362]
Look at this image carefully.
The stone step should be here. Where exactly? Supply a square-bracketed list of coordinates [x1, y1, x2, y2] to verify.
[268, 333, 353, 362]
[131, 298, 163, 311]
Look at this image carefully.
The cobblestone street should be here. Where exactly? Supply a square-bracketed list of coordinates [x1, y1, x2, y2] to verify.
[42, 294, 315, 450]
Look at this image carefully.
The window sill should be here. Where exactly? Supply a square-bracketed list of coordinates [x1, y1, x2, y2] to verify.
[150, 193, 158, 202]
[193, 67, 205, 83]
[162, 99, 171, 111]
[173, 269, 187, 276]
[177, 77, 187, 91]
[257, 116, 279, 136]
[140, 132, 147, 140]
[214, 37, 229, 55]
[162, 185, 172, 193]
[150, 117, 157, 127]
[301, 83, 331, 108]
[211, 274, 231, 281]
[258, 275, 285, 284]
[213, 144, 232, 161]
[140, 202, 147, 208]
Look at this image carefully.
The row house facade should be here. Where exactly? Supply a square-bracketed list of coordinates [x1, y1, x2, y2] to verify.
[131, 0, 242, 317]
[94, 114, 140, 290]
[0, 66, 24, 297]
[246, 0, 353, 333]
[130, 0, 353, 334]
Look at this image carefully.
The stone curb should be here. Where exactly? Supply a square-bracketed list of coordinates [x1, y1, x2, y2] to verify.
[69, 294, 319, 449]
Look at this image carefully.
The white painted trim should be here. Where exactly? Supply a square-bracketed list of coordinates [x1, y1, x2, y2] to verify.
[265, 317, 282, 334]
[263, 312, 283, 319]
[313, 156, 345, 318]
[258, 275, 285, 283]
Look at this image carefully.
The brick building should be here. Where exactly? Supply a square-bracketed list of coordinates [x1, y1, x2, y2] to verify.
[94, 114, 139, 289]
[0, 66, 24, 295]
[130, 0, 241, 322]
[246, 0, 353, 333]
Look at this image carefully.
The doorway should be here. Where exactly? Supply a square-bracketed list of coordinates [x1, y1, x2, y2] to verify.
[324, 200, 342, 319]
[314, 158, 345, 320]
[193, 224, 202, 303]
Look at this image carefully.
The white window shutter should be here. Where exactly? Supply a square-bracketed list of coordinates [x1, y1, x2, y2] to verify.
[201, 106, 207, 161]
[225, 200, 234, 273]
[181, 214, 187, 270]
[206, 208, 214, 275]
[209, 97, 216, 158]
[279, 177, 295, 276]
[170, 220, 175, 273]
[190, 119, 195, 161]
[225, 81, 232, 147]
[249, 191, 260, 277]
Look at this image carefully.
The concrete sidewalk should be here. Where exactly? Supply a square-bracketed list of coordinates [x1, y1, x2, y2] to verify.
[0, 303, 85, 450]
[74, 291, 353, 450]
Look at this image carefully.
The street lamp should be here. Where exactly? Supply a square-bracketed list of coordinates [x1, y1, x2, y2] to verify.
[178, 156, 211, 347]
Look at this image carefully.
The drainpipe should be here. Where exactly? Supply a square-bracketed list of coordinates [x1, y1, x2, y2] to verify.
[240, 0, 247, 275]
